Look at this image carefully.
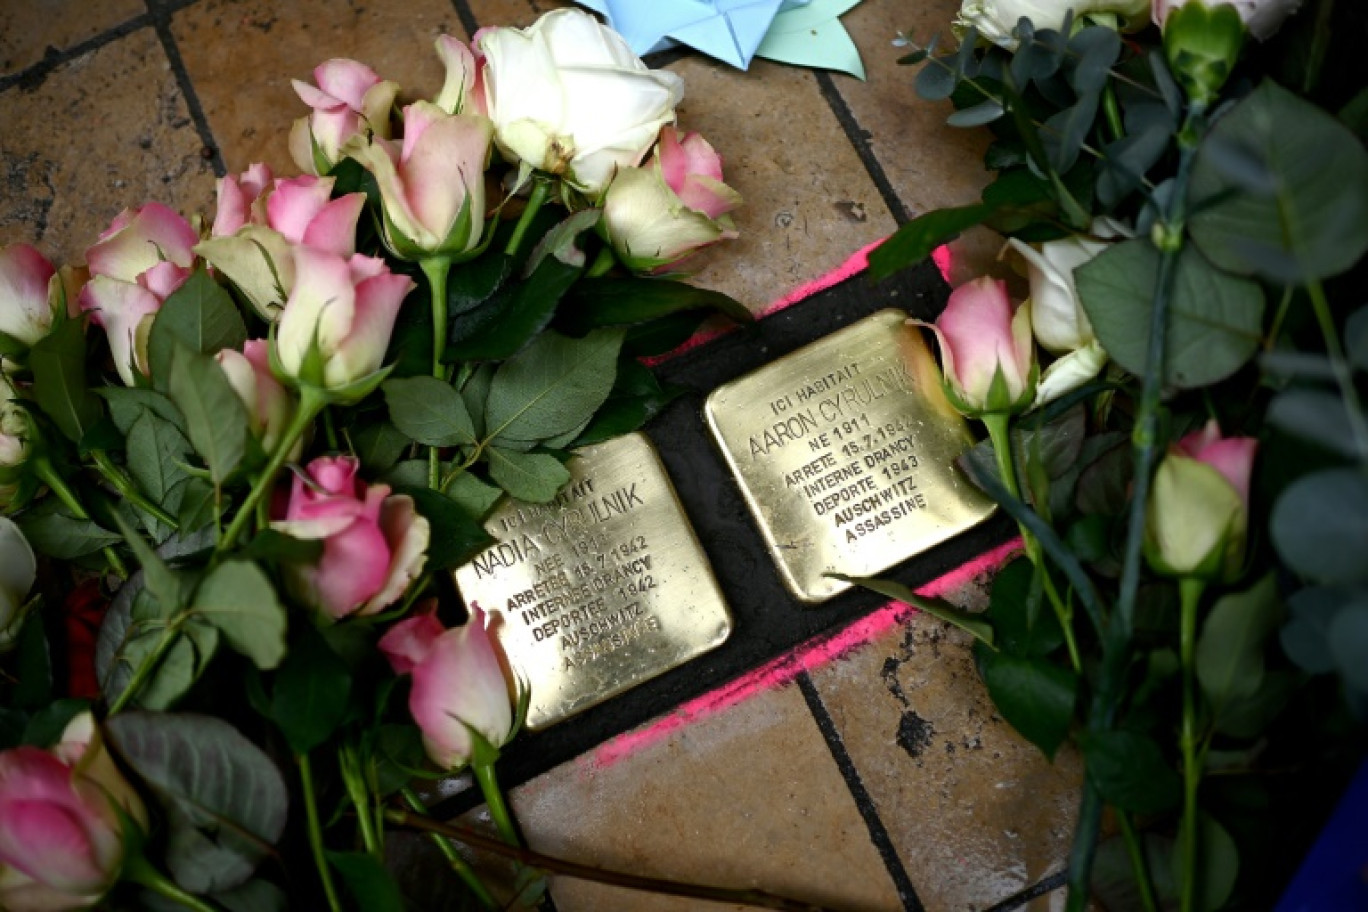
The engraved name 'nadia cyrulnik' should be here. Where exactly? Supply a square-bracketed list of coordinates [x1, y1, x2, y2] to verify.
[705, 309, 997, 603]
[454, 433, 732, 730]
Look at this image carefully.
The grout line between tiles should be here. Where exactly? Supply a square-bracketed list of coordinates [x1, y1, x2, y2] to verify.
[0, 14, 154, 94]
[981, 869, 1068, 911]
[448, 0, 482, 38]
[145, 0, 226, 179]
[796, 671, 925, 912]
[814, 70, 911, 225]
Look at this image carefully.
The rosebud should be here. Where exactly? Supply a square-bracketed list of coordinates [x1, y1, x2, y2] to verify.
[79, 203, 198, 386]
[916, 277, 1038, 416]
[0, 244, 60, 370]
[346, 102, 492, 261]
[475, 9, 683, 196]
[0, 713, 145, 911]
[1153, 0, 1303, 41]
[289, 59, 400, 176]
[271, 456, 429, 620]
[434, 35, 485, 117]
[1159, 0, 1247, 103]
[0, 382, 33, 510]
[1146, 420, 1257, 580]
[379, 604, 516, 769]
[196, 167, 365, 322]
[216, 340, 299, 458]
[274, 247, 414, 396]
[600, 127, 742, 274]
[0, 516, 36, 651]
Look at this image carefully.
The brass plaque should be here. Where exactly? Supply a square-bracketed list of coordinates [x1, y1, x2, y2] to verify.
[453, 433, 733, 730]
[704, 309, 996, 603]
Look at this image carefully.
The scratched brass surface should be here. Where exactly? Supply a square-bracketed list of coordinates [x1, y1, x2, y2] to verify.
[453, 433, 733, 730]
[704, 309, 996, 603]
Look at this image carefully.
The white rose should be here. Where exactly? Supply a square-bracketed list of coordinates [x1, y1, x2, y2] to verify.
[1152, 0, 1303, 40]
[958, 0, 1150, 47]
[475, 9, 683, 197]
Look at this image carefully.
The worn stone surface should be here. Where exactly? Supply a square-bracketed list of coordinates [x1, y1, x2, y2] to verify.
[0, 27, 215, 266]
[0, 0, 143, 77]
[511, 685, 902, 912]
[172, 0, 466, 175]
[807, 574, 1083, 911]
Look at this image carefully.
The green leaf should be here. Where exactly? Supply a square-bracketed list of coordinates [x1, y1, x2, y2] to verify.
[126, 410, 193, 533]
[1215, 670, 1299, 738]
[270, 628, 351, 755]
[177, 478, 217, 534]
[327, 851, 405, 910]
[147, 269, 248, 389]
[97, 387, 186, 435]
[487, 447, 571, 503]
[485, 329, 623, 446]
[191, 561, 287, 670]
[107, 712, 288, 893]
[1171, 813, 1239, 912]
[107, 508, 184, 615]
[834, 574, 994, 646]
[572, 361, 683, 448]
[867, 204, 992, 279]
[351, 421, 410, 474]
[17, 500, 121, 559]
[978, 652, 1076, 759]
[11, 612, 53, 710]
[1272, 469, 1368, 585]
[985, 557, 1064, 657]
[110, 624, 216, 710]
[557, 277, 752, 333]
[395, 484, 495, 571]
[1189, 80, 1368, 283]
[166, 347, 248, 485]
[1079, 730, 1181, 814]
[238, 530, 323, 566]
[1196, 574, 1283, 714]
[29, 317, 101, 443]
[20, 698, 89, 749]
[383, 376, 477, 447]
[1076, 239, 1263, 389]
[445, 471, 503, 520]
[446, 256, 581, 361]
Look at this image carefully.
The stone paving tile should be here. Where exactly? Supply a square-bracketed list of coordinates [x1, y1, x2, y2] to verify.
[470, 0, 897, 312]
[806, 574, 1083, 911]
[172, 0, 467, 175]
[835, 0, 1014, 288]
[0, 27, 216, 266]
[0, 0, 143, 77]
[509, 684, 903, 912]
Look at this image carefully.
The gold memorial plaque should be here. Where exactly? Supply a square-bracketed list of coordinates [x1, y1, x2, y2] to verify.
[453, 433, 733, 730]
[704, 309, 996, 603]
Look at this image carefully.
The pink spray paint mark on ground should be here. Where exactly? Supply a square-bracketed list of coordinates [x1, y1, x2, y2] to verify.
[589, 539, 1020, 770]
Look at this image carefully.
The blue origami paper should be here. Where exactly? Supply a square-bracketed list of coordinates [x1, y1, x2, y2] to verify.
[755, 0, 865, 79]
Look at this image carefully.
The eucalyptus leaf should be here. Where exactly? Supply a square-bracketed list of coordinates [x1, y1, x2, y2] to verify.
[1272, 469, 1368, 584]
[107, 712, 288, 893]
[191, 561, 287, 670]
[485, 329, 623, 446]
[1347, 307, 1368, 372]
[1076, 239, 1263, 388]
[1196, 574, 1283, 713]
[946, 100, 1005, 127]
[1171, 813, 1239, 912]
[1189, 80, 1368, 283]
[487, 447, 572, 503]
[166, 347, 248, 485]
[1042, 89, 1101, 177]
[383, 376, 477, 447]
[1328, 604, 1368, 693]
[29, 318, 101, 443]
[147, 270, 248, 389]
[978, 651, 1076, 759]
[1280, 586, 1362, 674]
[1066, 26, 1120, 95]
[1267, 388, 1367, 460]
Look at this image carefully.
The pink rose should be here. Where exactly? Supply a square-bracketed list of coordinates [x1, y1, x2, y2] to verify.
[198, 166, 365, 322]
[289, 59, 400, 176]
[600, 127, 742, 275]
[347, 101, 492, 260]
[216, 340, 298, 457]
[0, 714, 145, 911]
[917, 277, 1037, 415]
[0, 244, 59, 365]
[1147, 420, 1258, 580]
[79, 203, 198, 386]
[271, 456, 429, 620]
[379, 604, 516, 769]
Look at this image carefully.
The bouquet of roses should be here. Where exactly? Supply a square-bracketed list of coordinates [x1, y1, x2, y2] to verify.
[863, 0, 1368, 908]
[0, 9, 757, 910]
